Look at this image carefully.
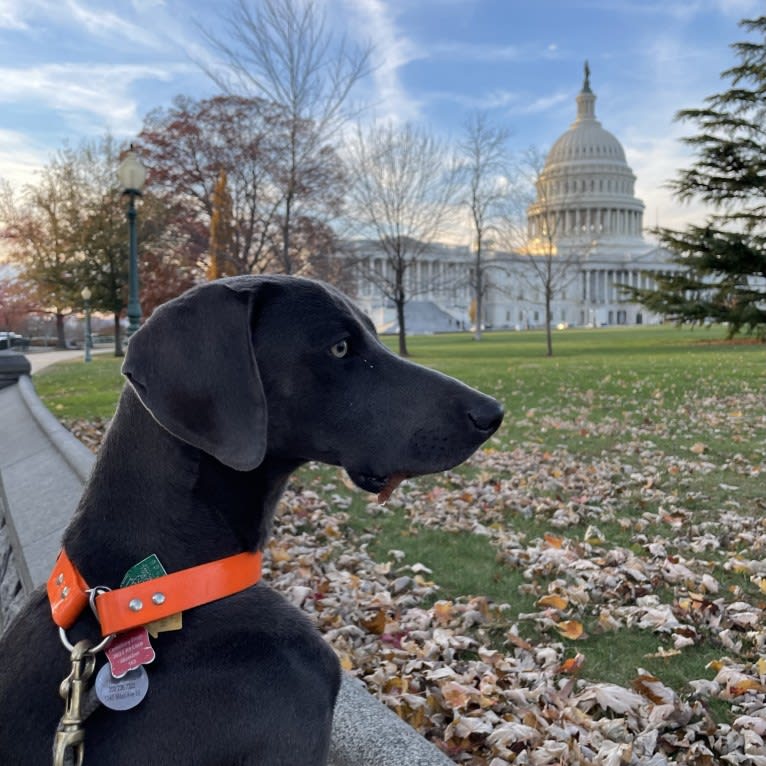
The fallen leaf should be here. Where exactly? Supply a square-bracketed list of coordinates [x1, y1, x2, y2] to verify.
[361, 609, 387, 635]
[556, 620, 585, 640]
[537, 594, 569, 610]
[633, 673, 676, 705]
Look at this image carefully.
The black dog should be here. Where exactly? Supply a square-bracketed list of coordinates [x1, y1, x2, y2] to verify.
[0, 276, 503, 765]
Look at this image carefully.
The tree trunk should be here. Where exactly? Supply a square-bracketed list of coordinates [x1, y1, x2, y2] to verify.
[545, 291, 553, 357]
[282, 130, 297, 275]
[474, 252, 483, 341]
[396, 298, 408, 357]
[394, 263, 409, 357]
[282, 193, 292, 275]
[114, 313, 124, 357]
[55, 312, 66, 349]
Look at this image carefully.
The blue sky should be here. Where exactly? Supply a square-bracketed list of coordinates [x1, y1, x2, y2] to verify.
[0, 0, 760, 232]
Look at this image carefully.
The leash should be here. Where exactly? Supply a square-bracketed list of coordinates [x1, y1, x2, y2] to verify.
[47, 549, 263, 766]
[54, 640, 101, 766]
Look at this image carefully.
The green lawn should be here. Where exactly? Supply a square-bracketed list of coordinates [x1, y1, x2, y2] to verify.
[34, 354, 126, 419]
[34, 325, 766, 699]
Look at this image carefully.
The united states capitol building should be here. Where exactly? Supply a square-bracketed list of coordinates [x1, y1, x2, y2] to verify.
[349, 66, 675, 333]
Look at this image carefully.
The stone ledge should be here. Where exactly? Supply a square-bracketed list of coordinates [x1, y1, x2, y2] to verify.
[0, 474, 26, 631]
[329, 674, 452, 765]
[17, 375, 94, 484]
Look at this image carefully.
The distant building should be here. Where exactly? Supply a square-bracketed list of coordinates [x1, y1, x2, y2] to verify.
[349, 242, 473, 333]
[348, 64, 675, 332]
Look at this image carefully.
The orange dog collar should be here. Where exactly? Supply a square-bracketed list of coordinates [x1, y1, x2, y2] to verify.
[47, 549, 263, 636]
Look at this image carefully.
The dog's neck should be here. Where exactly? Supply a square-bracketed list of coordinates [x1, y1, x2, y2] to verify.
[62, 385, 301, 588]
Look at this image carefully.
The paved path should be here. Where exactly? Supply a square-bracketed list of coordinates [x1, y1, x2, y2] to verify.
[26, 347, 112, 374]
[0, 375, 92, 589]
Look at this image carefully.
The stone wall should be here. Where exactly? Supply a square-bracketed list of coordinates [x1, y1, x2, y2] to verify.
[0, 352, 34, 633]
[0, 474, 26, 633]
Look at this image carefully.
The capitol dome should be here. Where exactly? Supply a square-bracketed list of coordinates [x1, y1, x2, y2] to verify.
[528, 63, 645, 248]
[546, 110, 626, 166]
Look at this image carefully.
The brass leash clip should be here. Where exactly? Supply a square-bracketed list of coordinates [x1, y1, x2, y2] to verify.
[53, 639, 96, 766]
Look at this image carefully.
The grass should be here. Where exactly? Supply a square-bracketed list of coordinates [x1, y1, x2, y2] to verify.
[34, 355, 125, 419]
[33, 325, 766, 704]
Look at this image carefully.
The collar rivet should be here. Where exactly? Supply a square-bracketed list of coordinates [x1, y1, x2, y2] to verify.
[128, 598, 143, 612]
[152, 592, 166, 606]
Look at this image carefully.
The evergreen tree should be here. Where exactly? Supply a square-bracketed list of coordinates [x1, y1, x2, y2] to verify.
[629, 16, 766, 336]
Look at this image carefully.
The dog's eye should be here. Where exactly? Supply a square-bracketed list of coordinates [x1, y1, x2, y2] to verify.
[330, 340, 349, 358]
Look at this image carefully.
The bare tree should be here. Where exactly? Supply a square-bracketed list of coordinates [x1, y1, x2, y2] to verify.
[500, 148, 582, 356]
[459, 112, 510, 340]
[201, 0, 372, 272]
[345, 121, 460, 356]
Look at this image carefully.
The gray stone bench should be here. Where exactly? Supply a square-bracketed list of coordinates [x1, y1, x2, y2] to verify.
[0, 366, 452, 766]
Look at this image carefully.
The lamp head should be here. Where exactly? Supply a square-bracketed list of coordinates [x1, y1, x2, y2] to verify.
[117, 145, 146, 194]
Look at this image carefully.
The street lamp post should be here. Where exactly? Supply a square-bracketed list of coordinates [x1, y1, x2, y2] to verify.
[117, 145, 146, 338]
[81, 287, 93, 363]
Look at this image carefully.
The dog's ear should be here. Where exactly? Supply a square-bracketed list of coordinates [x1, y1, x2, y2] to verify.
[122, 281, 267, 471]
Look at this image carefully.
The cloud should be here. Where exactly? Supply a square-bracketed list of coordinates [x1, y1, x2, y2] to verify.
[338, 0, 424, 124]
[708, 0, 761, 16]
[425, 87, 518, 112]
[423, 86, 569, 119]
[567, 0, 761, 23]
[0, 129, 50, 187]
[625, 119, 719, 233]
[516, 90, 571, 116]
[593, 19, 739, 232]
[62, 0, 157, 46]
[131, 0, 165, 10]
[0, 0, 28, 29]
[2, 0, 180, 55]
[0, 62, 190, 134]
[428, 41, 526, 62]
[428, 40, 562, 63]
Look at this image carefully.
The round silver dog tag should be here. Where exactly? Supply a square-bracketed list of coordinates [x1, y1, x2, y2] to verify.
[95, 663, 149, 711]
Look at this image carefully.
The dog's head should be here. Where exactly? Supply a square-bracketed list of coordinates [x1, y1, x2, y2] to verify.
[123, 276, 503, 498]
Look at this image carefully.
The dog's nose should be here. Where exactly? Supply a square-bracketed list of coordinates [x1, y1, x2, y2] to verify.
[468, 398, 504, 435]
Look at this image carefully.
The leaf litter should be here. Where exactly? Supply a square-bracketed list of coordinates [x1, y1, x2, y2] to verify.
[66, 388, 766, 764]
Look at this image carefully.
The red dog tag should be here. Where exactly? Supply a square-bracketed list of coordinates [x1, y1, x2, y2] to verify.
[106, 627, 156, 678]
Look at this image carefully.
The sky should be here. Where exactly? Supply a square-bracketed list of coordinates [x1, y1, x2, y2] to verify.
[0, 0, 761, 236]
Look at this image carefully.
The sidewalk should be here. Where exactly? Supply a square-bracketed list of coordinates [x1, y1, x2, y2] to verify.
[26, 346, 113, 374]
[0, 376, 92, 600]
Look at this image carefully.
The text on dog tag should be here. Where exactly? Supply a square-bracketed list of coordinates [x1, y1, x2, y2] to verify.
[95, 664, 149, 711]
[106, 626, 155, 678]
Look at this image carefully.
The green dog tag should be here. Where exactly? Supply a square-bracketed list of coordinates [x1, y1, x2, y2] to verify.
[121, 554, 167, 587]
